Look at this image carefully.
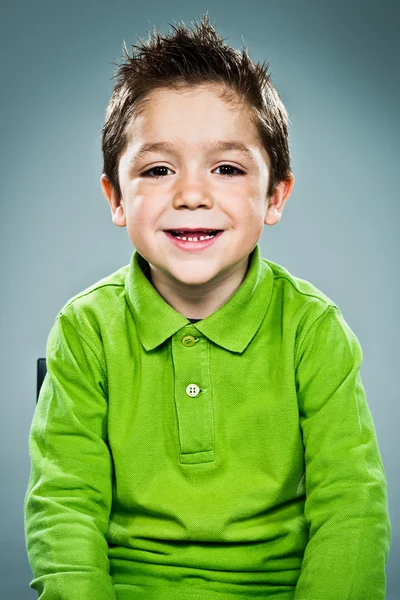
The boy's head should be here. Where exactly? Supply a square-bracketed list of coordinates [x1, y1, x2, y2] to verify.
[100, 13, 294, 303]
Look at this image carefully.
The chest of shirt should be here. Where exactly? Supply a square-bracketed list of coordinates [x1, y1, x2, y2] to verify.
[102, 309, 305, 524]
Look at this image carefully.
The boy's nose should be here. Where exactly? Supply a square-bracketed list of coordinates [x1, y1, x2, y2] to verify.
[172, 176, 213, 208]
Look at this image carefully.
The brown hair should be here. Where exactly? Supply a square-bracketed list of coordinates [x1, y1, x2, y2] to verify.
[101, 12, 292, 199]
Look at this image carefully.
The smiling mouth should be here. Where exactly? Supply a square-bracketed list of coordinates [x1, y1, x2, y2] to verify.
[168, 231, 219, 241]
[163, 230, 224, 249]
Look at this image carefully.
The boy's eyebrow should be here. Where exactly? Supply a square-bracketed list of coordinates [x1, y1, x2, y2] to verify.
[130, 140, 258, 165]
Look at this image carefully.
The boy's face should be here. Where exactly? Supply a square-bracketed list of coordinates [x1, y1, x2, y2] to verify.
[101, 84, 293, 295]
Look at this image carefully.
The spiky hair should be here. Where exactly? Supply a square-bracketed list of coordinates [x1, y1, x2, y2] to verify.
[101, 12, 291, 198]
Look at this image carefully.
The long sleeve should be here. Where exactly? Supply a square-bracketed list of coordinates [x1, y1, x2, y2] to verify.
[24, 312, 117, 600]
[293, 305, 391, 600]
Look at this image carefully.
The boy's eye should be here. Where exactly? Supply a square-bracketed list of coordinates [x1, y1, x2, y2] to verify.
[141, 164, 244, 178]
[214, 165, 244, 177]
[142, 166, 172, 178]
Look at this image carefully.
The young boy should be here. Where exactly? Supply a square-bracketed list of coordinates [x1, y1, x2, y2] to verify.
[24, 13, 391, 600]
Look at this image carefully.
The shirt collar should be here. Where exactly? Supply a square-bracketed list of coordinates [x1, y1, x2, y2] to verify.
[124, 243, 274, 353]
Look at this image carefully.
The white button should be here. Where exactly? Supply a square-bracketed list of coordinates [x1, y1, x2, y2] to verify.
[186, 384, 200, 397]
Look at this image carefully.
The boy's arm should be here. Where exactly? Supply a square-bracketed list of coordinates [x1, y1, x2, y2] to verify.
[294, 304, 391, 600]
[24, 312, 116, 600]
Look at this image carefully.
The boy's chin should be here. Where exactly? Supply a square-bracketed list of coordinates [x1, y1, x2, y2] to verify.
[167, 268, 222, 287]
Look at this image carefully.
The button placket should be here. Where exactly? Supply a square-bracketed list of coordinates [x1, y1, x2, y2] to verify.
[171, 328, 215, 465]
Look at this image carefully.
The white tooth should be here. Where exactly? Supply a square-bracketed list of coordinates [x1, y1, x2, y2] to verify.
[175, 234, 214, 241]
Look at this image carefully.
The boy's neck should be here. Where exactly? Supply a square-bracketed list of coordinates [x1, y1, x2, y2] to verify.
[144, 256, 250, 320]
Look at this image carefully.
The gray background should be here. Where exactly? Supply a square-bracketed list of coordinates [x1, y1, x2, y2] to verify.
[1, 0, 398, 597]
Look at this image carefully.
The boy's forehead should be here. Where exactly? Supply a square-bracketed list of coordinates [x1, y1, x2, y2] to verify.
[126, 83, 256, 136]
[143, 82, 242, 105]
[123, 86, 270, 167]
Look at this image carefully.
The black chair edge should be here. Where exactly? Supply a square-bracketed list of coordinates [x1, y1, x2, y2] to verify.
[37, 358, 47, 403]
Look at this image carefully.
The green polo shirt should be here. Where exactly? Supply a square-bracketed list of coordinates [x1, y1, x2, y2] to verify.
[24, 243, 391, 600]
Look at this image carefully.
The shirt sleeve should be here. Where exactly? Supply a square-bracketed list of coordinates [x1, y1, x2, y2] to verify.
[293, 305, 391, 600]
[24, 312, 117, 600]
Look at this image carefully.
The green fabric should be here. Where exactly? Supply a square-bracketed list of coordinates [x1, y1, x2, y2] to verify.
[24, 243, 391, 599]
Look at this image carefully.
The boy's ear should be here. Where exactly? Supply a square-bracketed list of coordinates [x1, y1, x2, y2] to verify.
[264, 174, 295, 226]
[100, 174, 126, 227]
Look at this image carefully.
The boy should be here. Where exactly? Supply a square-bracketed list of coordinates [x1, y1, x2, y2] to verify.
[24, 13, 391, 600]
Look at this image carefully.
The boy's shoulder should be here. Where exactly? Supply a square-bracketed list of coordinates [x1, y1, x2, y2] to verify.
[66, 263, 129, 304]
[56, 262, 130, 327]
[261, 258, 346, 355]
[262, 257, 336, 309]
